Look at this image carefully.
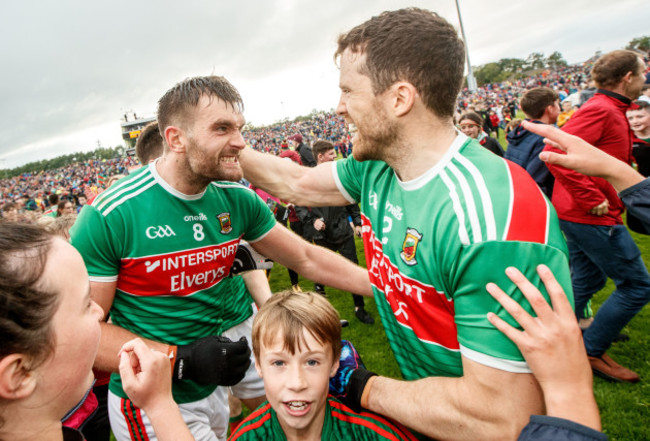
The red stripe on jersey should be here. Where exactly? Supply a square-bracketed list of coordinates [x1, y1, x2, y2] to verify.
[331, 410, 403, 441]
[504, 161, 549, 244]
[330, 399, 417, 441]
[229, 404, 272, 440]
[362, 215, 459, 350]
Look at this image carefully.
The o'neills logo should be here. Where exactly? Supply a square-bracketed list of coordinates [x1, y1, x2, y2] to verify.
[184, 213, 208, 222]
[217, 212, 232, 234]
[400, 228, 422, 266]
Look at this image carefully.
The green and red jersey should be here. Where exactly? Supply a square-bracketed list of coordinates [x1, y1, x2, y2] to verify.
[229, 396, 416, 440]
[334, 133, 572, 379]
[70, 163, 276, 402]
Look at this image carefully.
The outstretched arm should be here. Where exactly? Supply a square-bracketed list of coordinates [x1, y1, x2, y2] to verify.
[250, 223, 372, 297]
[526, 121, 643, 192]
[364, 358, 543, 440]
[486, 264, 601, 431]
[241, 270, 272, 307]
[240, 148, 350, 206]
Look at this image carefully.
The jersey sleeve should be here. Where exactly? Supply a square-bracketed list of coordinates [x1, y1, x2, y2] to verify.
[240, 188, 278, 242]
[333, 156, 363, 203]
[70, 204, 122, 280]
[450, 240, 573, 372]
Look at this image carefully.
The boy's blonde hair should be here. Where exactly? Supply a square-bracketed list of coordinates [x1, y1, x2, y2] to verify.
[252, 290, 342, 362]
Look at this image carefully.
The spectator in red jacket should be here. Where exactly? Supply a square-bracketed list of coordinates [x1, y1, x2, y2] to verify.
[543, 50, 648, 383]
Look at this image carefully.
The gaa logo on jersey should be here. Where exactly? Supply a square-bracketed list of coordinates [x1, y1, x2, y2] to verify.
[216, 212, 232, 234]
[400, 227, 423, 266]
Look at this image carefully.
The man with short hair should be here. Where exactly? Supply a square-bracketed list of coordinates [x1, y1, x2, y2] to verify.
[296, 140, 374, 324]
[71, 76, 372, 441]
[241, 8, 571, 440]
[505, 86, 560, 198]
[135, 121, 165, 164]
[288, 133, 316, 167]
[544, 49, 649, 383]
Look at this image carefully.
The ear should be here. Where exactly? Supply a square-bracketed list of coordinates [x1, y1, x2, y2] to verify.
[0, 354, 38, 400]
[389, 82, 417, 117]
[164, 126, 187, 154]
[329, 358, 340, 378]
[254, 359, 263, 379]
[622, 71, 634, 85]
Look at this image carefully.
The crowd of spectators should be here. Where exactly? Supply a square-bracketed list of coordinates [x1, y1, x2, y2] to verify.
[0, 157, 138, 222]
[0, 57, 645, 225]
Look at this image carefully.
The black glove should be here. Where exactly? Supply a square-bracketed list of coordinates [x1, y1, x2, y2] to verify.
[329, 340, 377, 412]
[171, 335, 251, 386]
[266, 198, 288, 222]
[230, 240, 273, 275]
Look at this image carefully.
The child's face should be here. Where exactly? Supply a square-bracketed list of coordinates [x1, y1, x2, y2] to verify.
[256, 329, 339, 440]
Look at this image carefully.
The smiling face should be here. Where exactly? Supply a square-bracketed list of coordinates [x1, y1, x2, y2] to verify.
[336, 50, 398, 162]
[256, 329, 339, 440]
[627, 107, 650, 135]
[182, 94, 246, 185]
[458, 119, 481, 139]
[316, 149, 337, 165]
[35, 238, 103, 417]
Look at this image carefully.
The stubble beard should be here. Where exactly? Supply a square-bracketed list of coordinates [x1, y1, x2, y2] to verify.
[351, 105, 400, 163]
[185, 137, 243, 186]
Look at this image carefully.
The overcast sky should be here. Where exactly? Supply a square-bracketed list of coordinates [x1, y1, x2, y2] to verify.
[1, 0, 648, 169]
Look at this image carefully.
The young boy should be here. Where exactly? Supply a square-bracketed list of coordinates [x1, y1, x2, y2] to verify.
[229, 291, 415, 440]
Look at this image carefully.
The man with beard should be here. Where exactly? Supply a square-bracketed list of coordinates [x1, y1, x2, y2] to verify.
[240, 8, 574, 441]
[70, 76, 372, 441]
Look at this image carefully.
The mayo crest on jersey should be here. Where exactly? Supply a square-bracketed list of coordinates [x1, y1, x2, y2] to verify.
[70, 162, 276, 402]
[334, 133, 572, 380]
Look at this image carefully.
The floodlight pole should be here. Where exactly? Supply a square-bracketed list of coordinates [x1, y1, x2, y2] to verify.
[455, 0, 477, 91]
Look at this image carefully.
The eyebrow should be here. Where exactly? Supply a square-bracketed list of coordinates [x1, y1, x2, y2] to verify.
[211, 119, 245, 131]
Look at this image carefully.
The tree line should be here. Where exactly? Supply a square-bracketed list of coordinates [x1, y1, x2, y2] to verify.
[472, 35, 649, 86]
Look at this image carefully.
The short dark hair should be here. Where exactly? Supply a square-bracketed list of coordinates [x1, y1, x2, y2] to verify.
[312, 140, 335, 159]
[591, 50, 642, 89]
[48, 193, 59, 206]
[520, 87, 559, 119]
[335, 8, 465, 119]
[157, 76, 244, 136]
[633, 100, 650, 112]
[136, 121, 164, 164]
[0, 223, 59, 369]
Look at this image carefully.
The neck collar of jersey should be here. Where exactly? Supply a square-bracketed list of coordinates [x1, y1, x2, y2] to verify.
[150, 159, 207, 200]
[396, 131, 468, 191]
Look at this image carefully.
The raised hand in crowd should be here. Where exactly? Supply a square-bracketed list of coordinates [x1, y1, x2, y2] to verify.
[525, 120, 644, 192]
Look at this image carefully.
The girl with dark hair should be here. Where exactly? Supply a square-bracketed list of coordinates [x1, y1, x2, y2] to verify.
[0, 223, 192, 441]
[458, 111, 505, 157]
